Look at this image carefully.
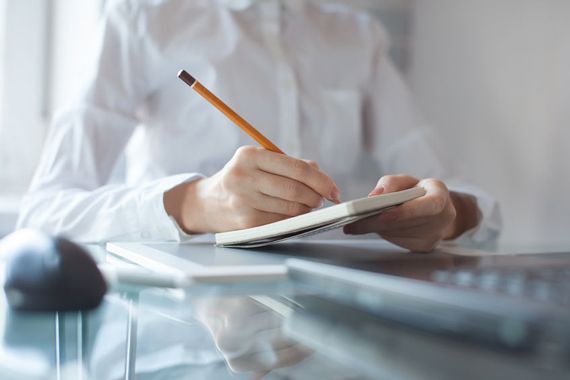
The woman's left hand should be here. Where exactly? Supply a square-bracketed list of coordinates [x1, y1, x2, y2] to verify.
[344, 175, 471, 252]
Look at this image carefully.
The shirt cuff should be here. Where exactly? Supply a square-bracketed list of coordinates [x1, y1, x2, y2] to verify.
[137, 173, 204, 242]
[446, 181, 502, 245]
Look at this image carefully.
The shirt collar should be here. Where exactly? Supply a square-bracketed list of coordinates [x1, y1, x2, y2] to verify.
[216, 0, 306, 12]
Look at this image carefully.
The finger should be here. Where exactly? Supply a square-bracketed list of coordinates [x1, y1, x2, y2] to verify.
[252, 149, 341, 203]
[255, 171, 323, 209]
[369, 175, 419, 196]
[381, 235, 441, 253]
[344, 216, 444, 252]
[344, 212, 432, 235]
[375, 216, 448, 239]
[252, 193, 312, 217]
[381, 179, 449, 222]
[368, 186, 385, 197]
[345, 217, 443, 252]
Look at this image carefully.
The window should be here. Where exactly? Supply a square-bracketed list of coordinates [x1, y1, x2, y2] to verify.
[0, 0, 5, 135]
[0, 0, 102, 235]
[0, 0, 102, 195]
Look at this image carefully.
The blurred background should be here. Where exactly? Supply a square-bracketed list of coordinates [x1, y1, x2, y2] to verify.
[0, 0, 568, 248]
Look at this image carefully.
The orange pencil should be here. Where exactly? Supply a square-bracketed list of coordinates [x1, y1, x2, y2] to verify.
[178, 70, 285, 155]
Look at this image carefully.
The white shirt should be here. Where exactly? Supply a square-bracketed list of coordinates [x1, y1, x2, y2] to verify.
[17, 0, 501, 243]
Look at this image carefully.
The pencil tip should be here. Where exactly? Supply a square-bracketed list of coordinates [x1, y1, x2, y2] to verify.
[178, 70, 196, 87]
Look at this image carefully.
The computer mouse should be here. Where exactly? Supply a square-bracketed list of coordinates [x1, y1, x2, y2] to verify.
[1, 229, 107, 311]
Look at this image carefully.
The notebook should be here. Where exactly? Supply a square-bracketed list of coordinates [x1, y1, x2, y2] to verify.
[215, 187, 426, 248]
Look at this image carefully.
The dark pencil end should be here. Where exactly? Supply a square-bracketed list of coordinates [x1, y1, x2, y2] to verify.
[178, 70, 196, 87]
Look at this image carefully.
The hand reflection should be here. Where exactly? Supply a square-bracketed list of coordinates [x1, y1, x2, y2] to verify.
[193, 296, 311, 376]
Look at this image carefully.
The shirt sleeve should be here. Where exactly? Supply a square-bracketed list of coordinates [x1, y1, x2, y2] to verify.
[364, 22, 502, 245]
[17, 1, 200, 243]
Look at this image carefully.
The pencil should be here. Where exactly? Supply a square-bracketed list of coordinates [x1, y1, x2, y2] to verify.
[178, 70, 285, 155]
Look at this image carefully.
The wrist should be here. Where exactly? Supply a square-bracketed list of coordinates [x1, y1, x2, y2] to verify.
[164, 179, 209, 234]
[446, 192, 480, 240]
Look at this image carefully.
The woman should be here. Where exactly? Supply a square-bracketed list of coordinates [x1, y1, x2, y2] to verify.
[18, 0, 501, 251]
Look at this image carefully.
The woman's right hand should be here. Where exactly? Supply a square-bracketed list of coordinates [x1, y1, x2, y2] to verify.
[193, 296, 312, 375]
[164, 146, 340, 234]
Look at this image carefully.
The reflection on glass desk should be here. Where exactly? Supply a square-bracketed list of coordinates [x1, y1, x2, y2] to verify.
[1, 242, 569, 380]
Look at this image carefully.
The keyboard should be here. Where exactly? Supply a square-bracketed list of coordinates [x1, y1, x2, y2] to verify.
[432, 265, 570, 306]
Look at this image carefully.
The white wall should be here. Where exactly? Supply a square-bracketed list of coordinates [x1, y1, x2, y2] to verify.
[411, 1, 570, 246]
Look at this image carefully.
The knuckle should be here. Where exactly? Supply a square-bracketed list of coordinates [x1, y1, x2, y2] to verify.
[286, 202, 309, 216]
[285, 182, 303, 199]
[292, 160, 310, 176]
[223, 167, 246, 187]
[306, 160, 319, 170]
[429, 178, 448, 189]
[234, 146, 258, 161]
[431, 196, 447, 215]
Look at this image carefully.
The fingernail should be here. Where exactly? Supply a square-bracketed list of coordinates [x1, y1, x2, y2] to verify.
[319, 198, 325, 208]
[369, 186, 385, 197]
[330, 188, 341, 204]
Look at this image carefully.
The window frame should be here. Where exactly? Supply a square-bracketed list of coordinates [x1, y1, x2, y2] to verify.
[0, 0, 6, 135]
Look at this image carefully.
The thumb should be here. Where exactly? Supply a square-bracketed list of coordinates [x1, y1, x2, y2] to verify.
[369, 175, 420, 196]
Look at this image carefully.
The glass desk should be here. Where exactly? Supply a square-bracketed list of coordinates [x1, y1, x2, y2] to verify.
[1, 242, 569, 380]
